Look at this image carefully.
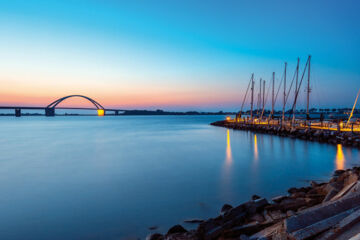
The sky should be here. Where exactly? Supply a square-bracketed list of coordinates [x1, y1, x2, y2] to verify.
[0, 0, 359, 111]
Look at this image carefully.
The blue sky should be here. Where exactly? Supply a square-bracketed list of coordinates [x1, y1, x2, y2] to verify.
[0, 0, 359, 111]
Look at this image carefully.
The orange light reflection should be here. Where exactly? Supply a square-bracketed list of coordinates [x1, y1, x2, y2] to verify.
[335, 144, 345, 170]
[225, 129, 232, 166]
[254, 134, 258, 161]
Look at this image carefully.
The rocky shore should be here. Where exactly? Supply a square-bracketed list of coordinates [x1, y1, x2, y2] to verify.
[147, 167, 360, 240]
[210, 120, 360, 147]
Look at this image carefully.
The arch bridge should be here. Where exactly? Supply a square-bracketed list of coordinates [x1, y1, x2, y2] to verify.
[0, 95, 123, 117]
[45, 95, 107, 116]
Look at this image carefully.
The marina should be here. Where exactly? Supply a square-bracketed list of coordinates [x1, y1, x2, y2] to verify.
[213, 55, 360, 142]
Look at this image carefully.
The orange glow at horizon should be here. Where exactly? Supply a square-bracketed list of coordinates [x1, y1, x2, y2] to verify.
[335, 144, 345, 170]
[0, 77, 245, 109]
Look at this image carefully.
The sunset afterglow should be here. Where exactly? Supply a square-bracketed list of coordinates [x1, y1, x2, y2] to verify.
[1, 0, 360, 111]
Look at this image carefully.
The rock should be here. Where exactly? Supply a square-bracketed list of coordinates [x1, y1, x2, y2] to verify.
[317, 208, 360, 240]
[250, 213, 265, 222]
[323, 182, 343, 194]
[223, 221, 274, 238]
[310, 181, 318, 188]
[323, 189, 339, 203]
[343, 181, 360, 199]
[197, 218, 220, 234]
[271, 195, 288, 203]
[239, 234, 250, 240]
[287, 210, 295, 217]
[288, 187, 298, 194]
[203, 225, 223, 240]
[267, 198, 307, 212]
[285, 191, 360, 234]
[220, 204, 233, 215]
[146, 233, 164, 240]
[184, 219, 204, 224]
[250, 222, 284, 239]
[249, 198, 269, 214]
[291, 192, 306, 198]
[223, 204, 246, 222]
[252, 194, 261, 200]
[344, 172, 359, 187]
[165, 230, 198, 240]
[331, 181, 358, 201]
[167, 225, 187, 235]
[263, 210, 274, 222]
[268, 210, 286, 220]
[290, 207, 358, 240]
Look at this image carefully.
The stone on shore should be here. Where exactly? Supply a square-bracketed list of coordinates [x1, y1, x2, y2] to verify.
[156, 167, 360, 240]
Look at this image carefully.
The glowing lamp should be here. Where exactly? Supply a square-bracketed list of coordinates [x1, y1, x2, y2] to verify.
[226, 116, 231, 121]
[97, 109, 105, 116]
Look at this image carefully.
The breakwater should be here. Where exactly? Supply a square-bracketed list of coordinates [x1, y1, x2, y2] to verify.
[147, 167, 360, 240]
[210, 120, 360, 148]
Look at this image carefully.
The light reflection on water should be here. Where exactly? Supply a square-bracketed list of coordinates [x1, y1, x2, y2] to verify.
[0, 115, 359, 240]
[336, 144, 345, 170]
[254, 134, 259, 162]
[225, 129, 232, 166]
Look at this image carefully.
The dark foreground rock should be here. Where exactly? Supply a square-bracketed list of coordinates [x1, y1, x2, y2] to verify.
[148, 167, 360, 240]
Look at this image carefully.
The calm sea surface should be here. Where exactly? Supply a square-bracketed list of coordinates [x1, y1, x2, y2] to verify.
[0, 115, 359, 239]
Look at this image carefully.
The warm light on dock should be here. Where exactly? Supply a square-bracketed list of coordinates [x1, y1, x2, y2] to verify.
[226, 116, 231, 121]
[97, 109, 105, 116]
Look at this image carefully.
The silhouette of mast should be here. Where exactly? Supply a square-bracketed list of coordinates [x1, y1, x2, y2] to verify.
[272, 72, 275, 116]
[282, 62, 287, 123]
[240, 74, 253, 115]
[250, 74, 254, 120]
[306, 55, 311, 117]
[263, 80, 265, 112]
[292, 58, 300, 122]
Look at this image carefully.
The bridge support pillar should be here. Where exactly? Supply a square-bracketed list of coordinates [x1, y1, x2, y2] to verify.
[15, 108, 21, 117]
[45, 108, 55, 117]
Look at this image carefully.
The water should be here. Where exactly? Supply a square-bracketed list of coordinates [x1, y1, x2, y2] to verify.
[0, 115, 359, 240]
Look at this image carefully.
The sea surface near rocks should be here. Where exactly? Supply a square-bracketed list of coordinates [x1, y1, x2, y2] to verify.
[0, 115, 359, 239]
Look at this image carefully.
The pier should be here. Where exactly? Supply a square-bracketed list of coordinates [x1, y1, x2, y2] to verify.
[211, 118, 360, 147]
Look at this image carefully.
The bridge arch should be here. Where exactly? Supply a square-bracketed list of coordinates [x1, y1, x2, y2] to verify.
[46, 95, 105, 109]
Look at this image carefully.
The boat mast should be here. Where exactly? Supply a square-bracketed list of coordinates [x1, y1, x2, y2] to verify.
[292, 58, 300, 122]
[346, 88, 360, 128]
[250, 74, 254, 120]
[272, 72, 275, 116]
[263, 80, 265, 113]
[306, 55, 311, 117]
[240, 75, 253, 114]
[282, 62, 287, 123]
[259, 78, 262, 115]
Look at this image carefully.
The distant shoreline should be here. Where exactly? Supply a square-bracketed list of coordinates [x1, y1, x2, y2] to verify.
[0, 110, 236, 117]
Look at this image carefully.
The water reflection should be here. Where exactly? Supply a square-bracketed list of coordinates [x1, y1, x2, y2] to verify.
[336, 144, 345, 170]
[254, 134, 258, 161]
[225, 129, 232, 166]
[221, 129, 233, 201]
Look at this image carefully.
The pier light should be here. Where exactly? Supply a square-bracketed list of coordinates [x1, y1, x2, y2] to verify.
[226, 116, 231, 121]
[97, 109, 105, 116]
